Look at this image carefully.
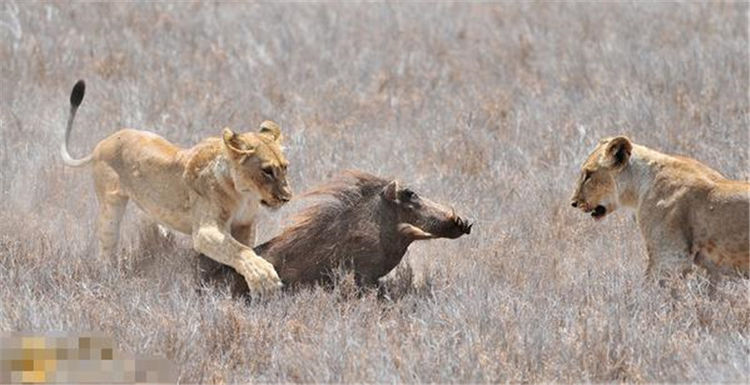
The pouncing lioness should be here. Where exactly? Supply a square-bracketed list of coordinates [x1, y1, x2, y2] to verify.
[204, 171, 472, 291]
[61, 80, 292, 294]
[570, 136, 749, 285]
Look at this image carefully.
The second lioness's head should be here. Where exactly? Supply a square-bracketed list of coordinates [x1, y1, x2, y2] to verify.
[222, 120, 293, 208]
[570, 136, 633, 221]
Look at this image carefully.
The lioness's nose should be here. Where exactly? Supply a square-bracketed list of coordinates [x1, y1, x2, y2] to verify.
[280, 188, 293, 202]
[571, 201, 578, 208]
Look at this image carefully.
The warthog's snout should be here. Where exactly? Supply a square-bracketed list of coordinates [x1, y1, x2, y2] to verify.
[452, 214, 473, 235]
[439, 208, 472, 239]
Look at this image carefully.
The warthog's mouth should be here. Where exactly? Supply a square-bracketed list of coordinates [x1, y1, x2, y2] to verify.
[398, 223, 436, 240]
[397, 217, 473, 241]
[453, 215, 473, 235]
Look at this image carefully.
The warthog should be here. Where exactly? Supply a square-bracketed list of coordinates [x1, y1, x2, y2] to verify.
[199, 170, 472, 292]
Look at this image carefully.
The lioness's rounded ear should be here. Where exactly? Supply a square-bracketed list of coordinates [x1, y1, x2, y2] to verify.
[604, 136, 633, 169]
[382, 180, 399, 202]
[259, 120, 282, 142]
[223, 127, 254, 154]
[222, 128, 236, 144]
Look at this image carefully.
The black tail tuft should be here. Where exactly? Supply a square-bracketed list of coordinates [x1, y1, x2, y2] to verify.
[70, 80, 85, 107]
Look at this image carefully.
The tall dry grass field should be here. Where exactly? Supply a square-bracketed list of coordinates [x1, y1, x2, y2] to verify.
[1, 2, 748, 383]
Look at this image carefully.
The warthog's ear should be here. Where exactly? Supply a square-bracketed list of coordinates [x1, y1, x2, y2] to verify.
[223, 128, 255, 155]
[382, 180, 399, 202]
[603, 136, 632, 169]
[259, 120, 283, 143]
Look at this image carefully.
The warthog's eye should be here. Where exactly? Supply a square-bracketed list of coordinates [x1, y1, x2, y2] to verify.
[402, 189, 418, 201]
[262, 166, 274, 179]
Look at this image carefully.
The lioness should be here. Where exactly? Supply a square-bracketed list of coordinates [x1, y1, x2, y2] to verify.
[61, 80, 292, 294]
[570, 136, 749, 285]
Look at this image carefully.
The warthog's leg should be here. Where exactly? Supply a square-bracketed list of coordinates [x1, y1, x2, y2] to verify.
[191, 203, 280, 294]
[93, 164, 128, 262]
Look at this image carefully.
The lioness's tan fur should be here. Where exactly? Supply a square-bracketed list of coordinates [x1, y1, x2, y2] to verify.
[61, 80, 292, 294]
[571, 136, 749, 283]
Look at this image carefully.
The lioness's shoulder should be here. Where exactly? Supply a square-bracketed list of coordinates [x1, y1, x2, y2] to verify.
[182, 137, 223, 180]
[668, 154, 725, 183]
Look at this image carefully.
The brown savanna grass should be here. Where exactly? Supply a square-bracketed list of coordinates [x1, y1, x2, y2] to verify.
[0, 2, 748, 383]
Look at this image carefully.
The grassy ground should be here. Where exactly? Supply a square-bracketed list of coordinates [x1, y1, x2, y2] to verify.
[0, 2, 748, 383]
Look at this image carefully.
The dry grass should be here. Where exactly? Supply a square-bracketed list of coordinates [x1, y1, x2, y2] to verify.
[1, 2, 748, 383]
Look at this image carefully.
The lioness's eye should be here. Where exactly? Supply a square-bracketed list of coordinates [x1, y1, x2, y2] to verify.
[583, 170, 592, 182]
[262, 167, 274, 178]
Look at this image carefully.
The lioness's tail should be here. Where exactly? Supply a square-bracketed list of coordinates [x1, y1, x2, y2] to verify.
[61, 80, 93, 167]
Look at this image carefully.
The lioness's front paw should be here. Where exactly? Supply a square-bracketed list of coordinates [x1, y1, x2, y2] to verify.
[237, 254, 282, 294]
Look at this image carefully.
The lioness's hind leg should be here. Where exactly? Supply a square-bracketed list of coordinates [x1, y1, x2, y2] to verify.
[97, 197, 128, 258]
[93, 164, 129, 261]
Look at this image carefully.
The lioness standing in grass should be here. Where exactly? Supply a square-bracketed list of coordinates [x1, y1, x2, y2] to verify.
[60, 80, 292, 294]
[570, 136, 749, 286]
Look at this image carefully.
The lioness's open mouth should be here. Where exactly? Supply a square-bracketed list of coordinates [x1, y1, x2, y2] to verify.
[591, 205, 606, 219]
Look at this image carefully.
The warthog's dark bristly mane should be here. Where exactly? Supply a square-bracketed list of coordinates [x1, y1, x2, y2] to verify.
[302, 170, 389, 208]
[254, 170, 389, 255]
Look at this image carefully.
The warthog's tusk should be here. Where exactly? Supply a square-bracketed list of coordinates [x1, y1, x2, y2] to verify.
[397, 223, 435, 240]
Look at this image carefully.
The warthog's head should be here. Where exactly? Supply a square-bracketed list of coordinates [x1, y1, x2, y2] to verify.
[570, 136, 632, 221]
[381, 180, 472, 240]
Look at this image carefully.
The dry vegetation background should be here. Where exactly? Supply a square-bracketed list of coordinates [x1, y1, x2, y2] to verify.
[1, 2, 748, 383]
